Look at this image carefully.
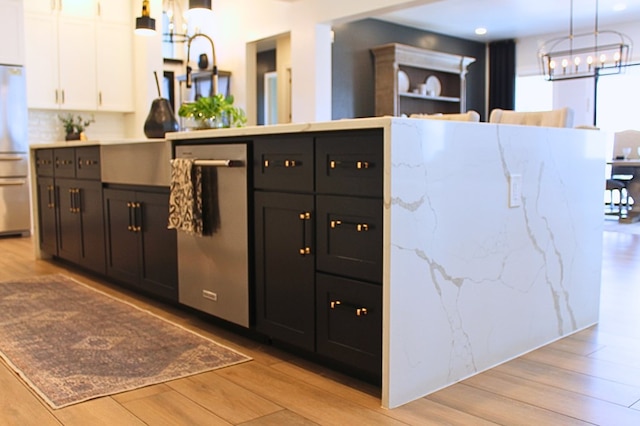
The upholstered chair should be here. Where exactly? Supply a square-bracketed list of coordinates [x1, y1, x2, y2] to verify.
[410, 110, 480, 122]
[489, 107, 574, 128]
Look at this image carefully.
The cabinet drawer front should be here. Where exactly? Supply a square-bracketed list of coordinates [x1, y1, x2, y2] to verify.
[315, 130, 383, 197]
[75, 146, 101, 180]
[54, 148, 76, 178]
[253, 136, 314, 192]
[316, 195, 382, 283]
[316, 273, 382, 379]
[35, 149, 54, 176]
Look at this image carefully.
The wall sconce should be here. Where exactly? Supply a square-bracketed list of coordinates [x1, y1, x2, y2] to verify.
[135, 0, 156, 36]
[189, 0, 212, 11]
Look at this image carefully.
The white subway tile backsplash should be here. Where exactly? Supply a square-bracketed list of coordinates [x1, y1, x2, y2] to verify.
[28, 110, 128, 144]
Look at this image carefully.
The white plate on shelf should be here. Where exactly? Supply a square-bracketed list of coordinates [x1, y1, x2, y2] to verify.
[425, 75, 441, 96]
[398, 70, 410, 93]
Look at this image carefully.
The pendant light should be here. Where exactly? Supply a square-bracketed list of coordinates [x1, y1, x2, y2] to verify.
[538, 0, 631, 81]
[135, 0, 156, 36]
[189, 0, 212, 11]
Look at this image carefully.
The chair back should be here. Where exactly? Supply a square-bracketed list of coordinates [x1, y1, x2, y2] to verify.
[489, 107, 574, 128]
[612, 130, 640, 160]
[410, 110, 480, 122]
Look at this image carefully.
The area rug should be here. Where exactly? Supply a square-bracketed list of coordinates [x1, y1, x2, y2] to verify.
[0, 274, 251, 409]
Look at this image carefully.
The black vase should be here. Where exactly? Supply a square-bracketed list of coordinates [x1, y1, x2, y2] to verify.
[198, 53, 208, 70]
[144, 98, 179, 138]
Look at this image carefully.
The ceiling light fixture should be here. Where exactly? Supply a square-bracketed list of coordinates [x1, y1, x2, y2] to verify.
[475, 27, 487, 36]
[538, 0, 632, 81]
[135, 0, 156, 36]
[189, 0, 212, 11]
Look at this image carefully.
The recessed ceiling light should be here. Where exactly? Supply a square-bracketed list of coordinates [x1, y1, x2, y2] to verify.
[613, 3, 627, 11]
[475, 27, 487, 36]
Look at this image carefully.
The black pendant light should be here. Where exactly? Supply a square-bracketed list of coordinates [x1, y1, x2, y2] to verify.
[135, 0, 156, 36]
[189, 0, 212, 11]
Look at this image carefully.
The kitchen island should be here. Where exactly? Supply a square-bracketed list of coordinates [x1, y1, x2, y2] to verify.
[29, 117, 606, 409]
[168, 117, 606, 408]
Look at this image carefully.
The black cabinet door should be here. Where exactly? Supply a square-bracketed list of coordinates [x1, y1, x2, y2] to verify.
[138, 190, 178, 301]
[255, 191, 315, 351]
[77, 180, 105, 275]
[56, 178, 82, 263]
[36, 177, 57, 255]
[104, 188, 140, 287]
[56, 179, 105, 274]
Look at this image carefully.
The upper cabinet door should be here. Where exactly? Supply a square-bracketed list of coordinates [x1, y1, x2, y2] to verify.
[96, 22, 133, 112]
[59, 0, 97, 17]
[24, 0, 58, 14]
[24, 13, 59, 109]
[0, 0, 25, 65]
[96, 0, 130, 24]
[25, 0, 97, 16]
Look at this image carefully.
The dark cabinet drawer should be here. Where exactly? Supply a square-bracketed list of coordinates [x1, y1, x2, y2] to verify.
[315, 130, 382, 197]
[316, 195, 382, 283]
[253, 136, 314, 192]
[316, 273, 382, 379]
[35, 149, 54, 177]
[75, 146, 101, 180]
[54, 148, 76, 178]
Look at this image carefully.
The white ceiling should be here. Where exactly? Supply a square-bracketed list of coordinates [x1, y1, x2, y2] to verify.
[375, 0, 640, 42]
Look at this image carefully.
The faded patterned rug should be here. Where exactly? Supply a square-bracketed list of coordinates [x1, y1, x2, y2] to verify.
[0, 274, 251, 409]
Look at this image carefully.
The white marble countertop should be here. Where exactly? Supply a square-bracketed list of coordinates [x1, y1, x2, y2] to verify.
[166, 117, 396, 140]
[29, 138, 167, 149]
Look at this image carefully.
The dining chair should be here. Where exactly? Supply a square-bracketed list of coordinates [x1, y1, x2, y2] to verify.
[410, 110, 480, 122]
[488, 107, 574, 128]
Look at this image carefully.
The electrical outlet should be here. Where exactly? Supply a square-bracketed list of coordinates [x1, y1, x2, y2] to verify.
[202, 290, 217, 301]
[509, 174, 522, 208]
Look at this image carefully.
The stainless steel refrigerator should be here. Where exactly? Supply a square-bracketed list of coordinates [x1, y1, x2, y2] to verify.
[0, 65, 30, 236]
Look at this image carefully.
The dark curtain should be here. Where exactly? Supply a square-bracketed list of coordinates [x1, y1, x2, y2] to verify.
[488, 39, 516, 112]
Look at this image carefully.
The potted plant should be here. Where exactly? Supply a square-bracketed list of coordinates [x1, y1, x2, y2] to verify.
[178, 94, 247, 129]
[59, 114, 95, 141]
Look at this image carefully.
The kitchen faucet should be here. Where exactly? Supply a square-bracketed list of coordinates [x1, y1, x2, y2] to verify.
[185, 33, 218, 95]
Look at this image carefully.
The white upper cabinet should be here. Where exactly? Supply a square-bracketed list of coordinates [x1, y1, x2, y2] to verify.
[97, 0, 131, 24]
[96, 21, 133, 112]
[0, 0, 25, 66]
[25, 0, 97, 17]
[24, 0, 133, 111]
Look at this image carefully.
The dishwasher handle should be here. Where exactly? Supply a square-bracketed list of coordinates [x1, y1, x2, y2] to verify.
[192, 159, 244, 168]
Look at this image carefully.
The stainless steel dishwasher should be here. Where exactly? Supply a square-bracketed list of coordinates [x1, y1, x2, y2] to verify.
[174, 143, 249, 327]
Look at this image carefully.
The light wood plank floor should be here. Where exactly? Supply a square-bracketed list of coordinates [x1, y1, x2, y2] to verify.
[1, 225, 640, 425]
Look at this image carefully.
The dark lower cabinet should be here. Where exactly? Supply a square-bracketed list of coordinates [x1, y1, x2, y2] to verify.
[103, 187, 178, 301]
[36, 177, 57, 256]
[253, 129, 384, 382]
[316, 273, 382, 378]
[56, 178, 105, 274]
[254, 191, 315, 351]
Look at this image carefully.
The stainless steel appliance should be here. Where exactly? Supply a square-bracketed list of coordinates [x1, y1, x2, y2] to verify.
[175, 143, 249, 327]
[0, 65, 30, 236]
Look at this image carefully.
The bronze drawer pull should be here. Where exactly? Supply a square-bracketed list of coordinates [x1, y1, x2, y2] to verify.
[330, 220, 370, 231]
[330, 300, 369, 316]
[329, 160, 372, 169]
[299, 212, 311, 220]
[299, 247, 311, 255]
[284, 159, 296, 167]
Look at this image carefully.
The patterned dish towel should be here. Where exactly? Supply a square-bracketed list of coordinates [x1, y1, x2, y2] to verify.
[168, 158, 204, 235]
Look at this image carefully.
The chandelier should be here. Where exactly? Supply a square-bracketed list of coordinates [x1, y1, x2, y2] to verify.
[538, 0, 632, 81]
